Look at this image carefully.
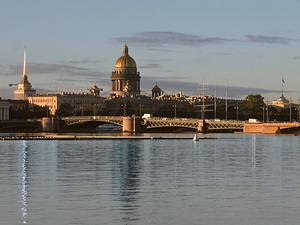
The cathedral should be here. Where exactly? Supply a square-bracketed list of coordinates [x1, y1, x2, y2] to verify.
[111, 44, 141, 97]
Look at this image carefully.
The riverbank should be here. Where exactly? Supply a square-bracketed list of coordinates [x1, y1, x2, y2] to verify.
[0, 134, 216, 140]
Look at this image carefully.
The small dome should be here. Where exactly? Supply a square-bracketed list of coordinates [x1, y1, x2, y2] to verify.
[115, 44, 137, 68]
[152, 82, 161, 91]
[277, 95, 289, 103]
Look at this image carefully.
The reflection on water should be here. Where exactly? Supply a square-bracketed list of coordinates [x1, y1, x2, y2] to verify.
[1, 134, 300, 225]
[19, 141, 28, 224]
[111, 140, 141, 223]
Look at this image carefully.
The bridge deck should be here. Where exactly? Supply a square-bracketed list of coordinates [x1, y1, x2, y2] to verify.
[50, 116, 245, 132]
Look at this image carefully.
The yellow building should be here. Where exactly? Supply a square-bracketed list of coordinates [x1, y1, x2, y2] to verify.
[28, 92, 106, 115]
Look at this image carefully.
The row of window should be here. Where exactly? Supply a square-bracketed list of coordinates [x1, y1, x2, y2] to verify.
[62, 100, 104, 104]
[32, 99, 56, 103]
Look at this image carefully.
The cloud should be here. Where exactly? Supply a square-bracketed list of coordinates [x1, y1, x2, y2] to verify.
[245, 35, 292, 44]
[0, 88, 14, 99]
[5, 63, 88, 76]
[3, 62, 109, 80]
[63, 60, 103, 64]
[112, 32, 237, 47]
[213, 52, 235, 56]
[139, 63, 162, 69]
[293, 56, 300, 60]
[112, 32, 296, 47]
[141, 76, 287, 98]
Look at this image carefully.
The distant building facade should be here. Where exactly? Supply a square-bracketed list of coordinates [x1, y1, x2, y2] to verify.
[28, 91, 106, 115]
[14, 47, 36, 100]
[0, 100, 9, 120]
[111, 44, 140, 97]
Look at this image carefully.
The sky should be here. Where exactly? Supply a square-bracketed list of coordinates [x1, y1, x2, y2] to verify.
[1, 0, 300, 102]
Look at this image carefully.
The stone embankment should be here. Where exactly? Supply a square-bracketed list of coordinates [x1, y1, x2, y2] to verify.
[244, 122, 300, 135]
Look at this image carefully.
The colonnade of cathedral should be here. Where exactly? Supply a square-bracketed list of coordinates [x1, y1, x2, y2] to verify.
[111, 79, 140, 92]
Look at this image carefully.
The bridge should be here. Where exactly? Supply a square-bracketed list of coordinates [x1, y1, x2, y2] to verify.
[0, 120, 41, 132]
[0, 116, 245, 133]
[62, 116, 123, 127]
[57, 116, 245, 133]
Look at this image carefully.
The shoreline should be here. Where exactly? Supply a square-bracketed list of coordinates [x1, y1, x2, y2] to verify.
[0, 135, 217, 140]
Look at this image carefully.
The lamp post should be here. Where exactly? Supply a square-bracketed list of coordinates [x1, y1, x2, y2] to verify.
[93, 104, 98, 119]
[225, 79, 228, 120]
[80, 106, 83, 116]
[266, 99, 269, 123]
[290, 98, 292, 123]
[234, 103, 239, 121]
[262, 105, 265, 123]
[139, 97, 143, 118]
[173, 101, 177, 119]
[298, 97, 300, 122]
[121, 102, 127, 117]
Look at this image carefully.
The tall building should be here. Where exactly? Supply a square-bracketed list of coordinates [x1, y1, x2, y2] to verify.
[14, 47, 36, 100]
[111, 44, 140, 97]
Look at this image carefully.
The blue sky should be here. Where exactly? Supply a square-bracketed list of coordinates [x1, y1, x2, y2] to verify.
[1, 0, 300, 101]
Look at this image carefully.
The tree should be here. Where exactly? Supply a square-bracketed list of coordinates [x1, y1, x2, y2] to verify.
[55, 103, 74, 117]
[245, 94, 265, 112]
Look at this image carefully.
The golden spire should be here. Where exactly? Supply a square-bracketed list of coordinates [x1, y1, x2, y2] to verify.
[18, 46, 32, 89]
[23, 46, 27, 76]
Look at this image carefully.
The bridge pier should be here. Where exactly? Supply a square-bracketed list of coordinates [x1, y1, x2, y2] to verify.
[122, 117, 141, 133]
[42, 117, 59, 132]
[197, 120, 207, 133]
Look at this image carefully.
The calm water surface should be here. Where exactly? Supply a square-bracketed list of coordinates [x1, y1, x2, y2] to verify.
[1, 133, 300, 225]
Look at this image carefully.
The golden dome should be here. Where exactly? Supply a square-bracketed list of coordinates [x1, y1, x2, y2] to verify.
[18, 75, 32, 88]
[115, 44, 137, 68]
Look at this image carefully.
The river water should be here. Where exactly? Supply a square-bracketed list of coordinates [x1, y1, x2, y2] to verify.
[1, 133, 300, 225]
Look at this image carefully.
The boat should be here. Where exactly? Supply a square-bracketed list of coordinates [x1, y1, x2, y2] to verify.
[193, 134, 199, 141]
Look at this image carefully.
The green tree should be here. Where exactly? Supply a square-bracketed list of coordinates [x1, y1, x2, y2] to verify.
[30, 105, 49, 118]
[245, 94, 265, 112]
[55, 103, 74, 117]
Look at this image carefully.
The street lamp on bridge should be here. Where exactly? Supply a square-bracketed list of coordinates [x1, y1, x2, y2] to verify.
[93, 104, 98, 119]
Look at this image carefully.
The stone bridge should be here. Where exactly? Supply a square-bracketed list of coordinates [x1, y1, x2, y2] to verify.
[56, 116, 245, 133]
[0, 116, 245, 133]
[61, 116, 123, 127]
[0, 120, 41, 132]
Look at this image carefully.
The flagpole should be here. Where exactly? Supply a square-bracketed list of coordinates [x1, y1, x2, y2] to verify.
[282, 77, 284, 97]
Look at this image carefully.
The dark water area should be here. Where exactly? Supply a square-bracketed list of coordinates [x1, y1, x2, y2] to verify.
[1, 133, 300, 225]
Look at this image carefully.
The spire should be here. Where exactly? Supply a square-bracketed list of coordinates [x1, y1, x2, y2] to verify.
[18, 46, 33, 90]
[123, 43, 128, 56]
[23, 46, 27, 76]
